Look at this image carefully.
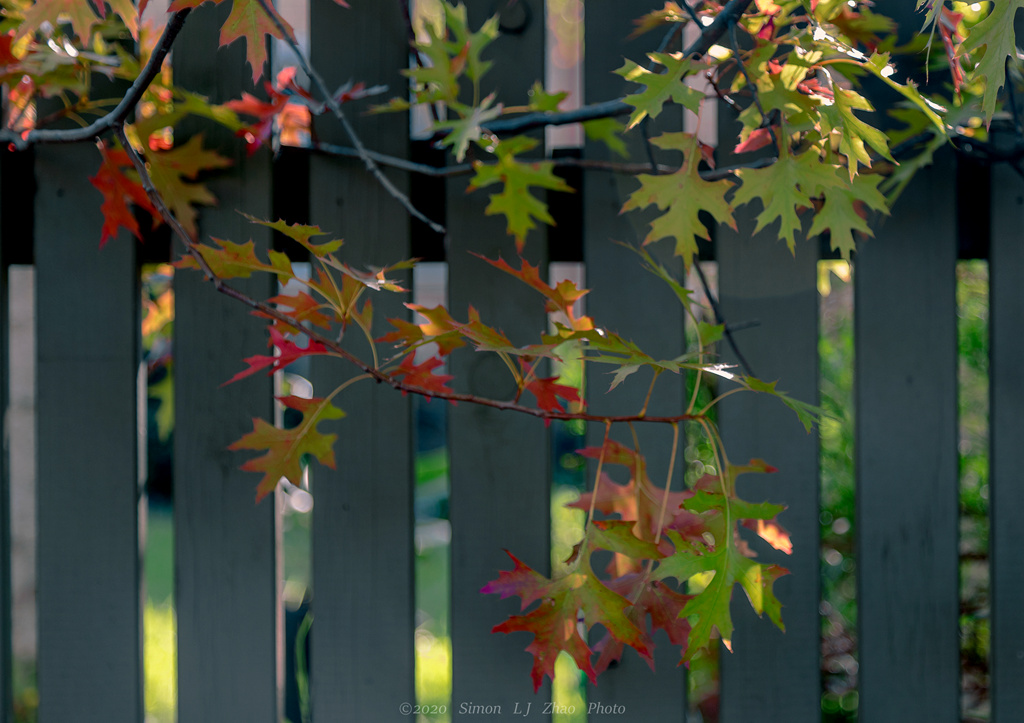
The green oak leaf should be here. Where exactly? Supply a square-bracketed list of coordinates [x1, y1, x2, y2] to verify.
[808, 173, 890, 258]
[468, 135, 573, 249]
[732, 142, 844, 252]
[961, 0, 1024, 122]
[622, 132, 736, 269]
[435, 95, 503, 162]
[616, 53, 705, 129]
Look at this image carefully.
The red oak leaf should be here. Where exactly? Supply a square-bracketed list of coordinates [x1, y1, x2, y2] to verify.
[230, 394, 345, 501]
[223, 327, 330, 385]
[389, 353, 454, 397]
[90, 143, 157, 248]
[520, 361, 581, 413]
[734, 126, 777, 154]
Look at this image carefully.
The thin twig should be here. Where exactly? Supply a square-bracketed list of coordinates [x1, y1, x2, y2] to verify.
[304, 138, 777, 179]
[0, 10, 191, 150]
[253, 0, 445, 234]
[693, 260, 757, 378]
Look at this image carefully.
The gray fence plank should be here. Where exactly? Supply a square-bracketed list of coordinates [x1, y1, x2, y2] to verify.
[582, 2, 688, 716]
[0, 243, 9, 723]
[716, 217, 820, 722]
[447, 2, 551, 717]
[990, 145, 1024, 721]
[173, 5, 280, 721]
[855, 156, 959, 721]
[307, 1, 415, 718]
[34, 143, 142, 722]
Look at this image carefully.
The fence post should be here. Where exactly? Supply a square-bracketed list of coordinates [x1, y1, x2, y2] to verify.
[445, 2, 552, 716]
[172, 5, 280, 721]
[716, 210, 821, 722]
[989, 132, 1024, 721]
[34, 142, 143, 722]
[306, 1, 416, 718]
[582, 3, 689, 715]
[854, 155, 959, 721]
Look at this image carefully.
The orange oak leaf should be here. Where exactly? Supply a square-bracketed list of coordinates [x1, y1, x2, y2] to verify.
[473, 253, 590, 329]
[223, 327, 330, 385]
[145, 134, 232, 237]
[260, 289, 334, 333]
[230, 394, 345, 501]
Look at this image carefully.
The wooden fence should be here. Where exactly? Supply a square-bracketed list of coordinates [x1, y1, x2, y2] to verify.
[0, 1, 1020, 721]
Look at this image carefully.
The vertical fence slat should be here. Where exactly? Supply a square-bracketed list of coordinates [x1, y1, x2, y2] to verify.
[34, 143, 142, 722]
[173, 6, 280, 721]
[447, 2, 551, 716]
[716, 222, 820, 721]
[990, 142, 1024, 721]
[582, 3, 688, 715]
[855, 156, 959, 721]
[307, 1, 415, 718]
[0, 230, 10, 723]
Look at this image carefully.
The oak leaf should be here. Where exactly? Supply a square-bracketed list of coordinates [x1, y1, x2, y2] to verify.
[616, 53, 705, 129]
[622, 132, 736, 269]
[230, 394, 345, 501]
[223, 327, 330, 385]
[90, 143, 156, 247]
[483, 542, 653, 692]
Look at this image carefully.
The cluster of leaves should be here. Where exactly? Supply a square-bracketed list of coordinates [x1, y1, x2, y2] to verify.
[483, 442, 792, 690]
[2, 0, 1021, 692]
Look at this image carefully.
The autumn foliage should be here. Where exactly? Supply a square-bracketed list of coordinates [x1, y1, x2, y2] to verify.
[2, 0, 1015, 690]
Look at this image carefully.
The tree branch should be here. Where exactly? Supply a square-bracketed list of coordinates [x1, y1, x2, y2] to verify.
[303, 138, 776, 179]
[0, 10, 192, 150]
[119, 117, 705, 426]
[253, 0, 446, 235]
[481, 0, 755, 136]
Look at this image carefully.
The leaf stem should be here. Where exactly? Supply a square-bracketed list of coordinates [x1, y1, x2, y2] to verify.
[653, 422, 680, 546]
[587, 421, 613, 528]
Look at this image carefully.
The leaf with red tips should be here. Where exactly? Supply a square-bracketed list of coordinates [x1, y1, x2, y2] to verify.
[230, 394, 345, 501]
[473, 253, 589, 328]
[593, 575, 693, 673]
[223, 327, 331, 385]
[219, 0, 296, 83]
[389, 353, 454, 397]
[483, 544, 653, 692]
